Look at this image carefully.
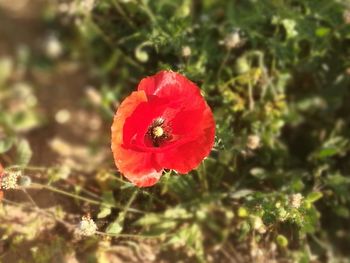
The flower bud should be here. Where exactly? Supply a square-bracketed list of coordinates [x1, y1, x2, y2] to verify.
[18, 176, 32, 187]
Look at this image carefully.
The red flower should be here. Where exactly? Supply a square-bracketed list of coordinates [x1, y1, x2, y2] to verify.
[111, 71, 215, 187]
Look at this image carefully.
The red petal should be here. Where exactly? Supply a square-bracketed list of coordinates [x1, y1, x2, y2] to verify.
[138, 71, 201, 100]
[111, 91, 162, 187]
[112, 71, 216, 186]
[122, 96, 169, 148]
[156, 103, 215, 173]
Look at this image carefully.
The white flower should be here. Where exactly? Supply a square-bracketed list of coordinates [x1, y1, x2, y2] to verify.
[78, 216, 97, 236]
[222, 32, 242, 49]
[247, 135, 261, 150]
[181, 46, 192, 58]
[289, 193, 303, 209]
[1, 171, 21, 190]
[252, 216, 266, 234]
[45, 35, 63, 59]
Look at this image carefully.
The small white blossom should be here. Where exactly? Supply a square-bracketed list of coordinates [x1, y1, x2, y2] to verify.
[181, 46, 192, 58]
[78, 216, 97, 236]
[221, 32, 243, 49]
[247, 135, 261, 150]
[1, 171, 21, 190]
[252, 216, 266, 234]
[289, 193, 303, 209]
[45, 35, 63, 59]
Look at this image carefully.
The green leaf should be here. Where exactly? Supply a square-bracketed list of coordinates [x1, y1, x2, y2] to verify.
[317, 148, 338, 158]
[315, 27, 331, 37]
[101, 191, 116, 205]
[97, 207, 112, 219]
[15, 139, 32, 166]
[106, 220, 123, 235]
[282, 19, 298, 39]
[306, 192, 323, 203]
[333, 206, 350, 218]
[0, 137, 14, 153]
[230, 189, 254, 199]
[168, 224, 204, 259]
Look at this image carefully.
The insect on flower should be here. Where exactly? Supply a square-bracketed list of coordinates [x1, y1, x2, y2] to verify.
[111, 71, 215, 187]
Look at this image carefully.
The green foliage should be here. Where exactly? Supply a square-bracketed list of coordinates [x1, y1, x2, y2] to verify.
[49, 0, 350, 260]
[2, 0, 350, 261]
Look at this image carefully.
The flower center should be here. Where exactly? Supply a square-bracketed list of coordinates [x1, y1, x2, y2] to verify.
[146, 117, 172, 147]
[152, 126, 164, 137]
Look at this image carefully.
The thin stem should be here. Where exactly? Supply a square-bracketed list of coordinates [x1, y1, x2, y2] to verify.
[30, 183, 144, 214]
[200, 161, 208, 192]
[111, 0, 137, 29]
[21, 188, 39, 208]
[97, 231, 167, 239]
[138, 0, 157, 23]
[11, 165, 102, 200]
[217, 49, 232, 80]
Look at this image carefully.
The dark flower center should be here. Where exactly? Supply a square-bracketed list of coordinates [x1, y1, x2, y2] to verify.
[147, 117, 171, 147]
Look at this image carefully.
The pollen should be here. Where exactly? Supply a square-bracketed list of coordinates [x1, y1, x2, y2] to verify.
[152, 126, 164, 137]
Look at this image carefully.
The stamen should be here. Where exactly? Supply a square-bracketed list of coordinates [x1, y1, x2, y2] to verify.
[152, 126, 164, 137]
[146, 117, 171, 147]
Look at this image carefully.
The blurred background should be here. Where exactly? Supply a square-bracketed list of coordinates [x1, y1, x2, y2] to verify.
[0, 0, 350, 262]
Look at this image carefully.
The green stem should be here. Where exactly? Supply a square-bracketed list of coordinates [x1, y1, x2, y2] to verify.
[97, 231, 167, 239]
[138, 0, 157, 23]
[31, 183, 144, 214]
[217, 49, 232, 80]
[200, 161, 208, 192]
[111, 0, 137, 29]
